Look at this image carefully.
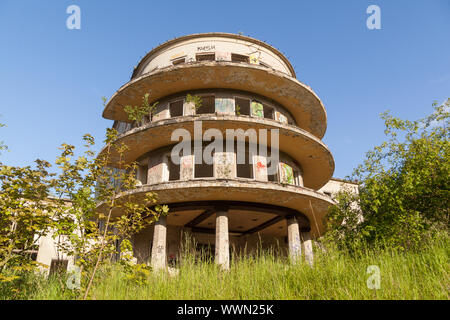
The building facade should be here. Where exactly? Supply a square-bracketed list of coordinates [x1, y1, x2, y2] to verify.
[97, 33, 355, 271]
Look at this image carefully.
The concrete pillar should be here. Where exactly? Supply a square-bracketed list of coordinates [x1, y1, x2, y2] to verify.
[151, 215, 167, 271]
[180, 154, 194, 181]
[215, 210, 230, 270]
[147, 154, 165, 184]
[286, 216, 301, 264]
[301, 230, 314, 266]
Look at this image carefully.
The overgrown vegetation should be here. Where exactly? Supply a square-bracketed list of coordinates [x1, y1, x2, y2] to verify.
[0, 235, 448, 300]
[326, 99, 449, 251]
[185, 94, 203, 112]
[123, 93, 158, 126]
[0, 99, 167, 298]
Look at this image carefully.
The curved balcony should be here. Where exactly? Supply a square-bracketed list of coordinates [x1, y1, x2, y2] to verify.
[103, 61, 328, 139]
[96, 179, 335, 238]
[113, 89, 299, 134]
[99, 115, 335, 190]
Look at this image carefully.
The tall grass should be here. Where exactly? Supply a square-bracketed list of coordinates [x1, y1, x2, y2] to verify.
[1, 236, 448, 300]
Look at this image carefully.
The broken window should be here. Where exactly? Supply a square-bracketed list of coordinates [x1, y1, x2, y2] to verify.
[137, 164, 148, 184]
[167, 156, 180, 181]
[169, 100, 184, 117]
[267, 170, 278, 182]
[114, 121, 132, 134]
[231, 53, 249, 63]
[293, 170, 300, 186]
[195, 95, 215, 114]
[236, 143, 254, 179]
[263, 105, 274, 120]
[235, 97, 250, 116]
[196, 53, 215, 62]
[194, 161, 214, 178]
[172, 57, 185, 66]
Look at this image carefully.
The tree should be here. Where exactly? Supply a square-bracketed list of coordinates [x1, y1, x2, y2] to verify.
[0, 161, 58, 281]
[52, 128, 168, 299]
[52, 96, 169, 299]
[326, 99, 449, 250]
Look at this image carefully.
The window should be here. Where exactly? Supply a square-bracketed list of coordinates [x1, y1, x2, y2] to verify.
[236, 143, 253, 179]
[195, 95, 215, 114]
[268, 170, 278, 182]
[263, 105, 274, 120]
[114, 121, 132, 134]
[231, 53, 249, 63]
[168, 156, 180, 181]
[235, 97, 250, 116]
[172, 57, 185, 65]
[138, 164, 148, 184]
[169, 100, 184, 117]
[293, 170, 300, 186]
[195, 161, 214, 178]
[194, 147, 214, 178]
[196, 53, 215, 62]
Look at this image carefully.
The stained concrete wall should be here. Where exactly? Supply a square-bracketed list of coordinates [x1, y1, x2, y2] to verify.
[35, 233, 75, 276]
[319, 178, 359, 197]
[136, 36, 293, 77]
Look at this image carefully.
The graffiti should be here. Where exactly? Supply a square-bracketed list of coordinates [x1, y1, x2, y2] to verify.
[367, 265, 381, 289]
[249, 53, 259, 65]
[280, 163, 294, 185]
[275, 111, 288, 124]
[256, 161, 266, 170]
[215, 98, 235, 115]
[251, 101, 264, 118]
[197, 45, 215, 51]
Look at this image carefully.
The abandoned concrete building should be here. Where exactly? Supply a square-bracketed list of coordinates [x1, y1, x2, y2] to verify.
[36, 33, 358, 273]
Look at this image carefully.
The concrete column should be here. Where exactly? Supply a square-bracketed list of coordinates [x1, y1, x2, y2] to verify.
[215, 210, 230, 270]
[214, 152, 235, 179]
[151, 215, 167, 271]
[301, 230, 314, 266]
[286, 216, 301, 264]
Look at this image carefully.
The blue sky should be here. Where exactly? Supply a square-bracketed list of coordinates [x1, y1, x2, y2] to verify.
[0, 0, 449, 179]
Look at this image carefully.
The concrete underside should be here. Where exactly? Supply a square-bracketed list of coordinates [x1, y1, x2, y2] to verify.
[97, 180, 334, 237]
